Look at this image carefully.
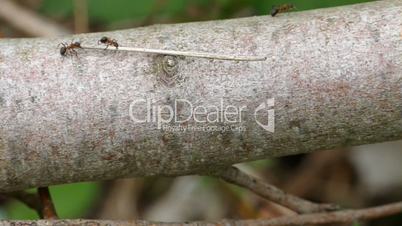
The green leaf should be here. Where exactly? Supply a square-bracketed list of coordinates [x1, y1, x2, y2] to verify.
[5, 182, 101, 219]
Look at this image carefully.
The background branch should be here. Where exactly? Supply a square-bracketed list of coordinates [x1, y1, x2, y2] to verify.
[0, 191, 41, 214]
[0, 0, 70, 37]
[73, 0, 89, 34]
[209, 166, 339, 214]
[38, 187, 58, 219]
[0, 0, 401, 192]
[3, 201, 402, 225]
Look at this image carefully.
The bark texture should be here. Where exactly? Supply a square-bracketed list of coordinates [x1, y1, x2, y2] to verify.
[0, 0, 401, 192]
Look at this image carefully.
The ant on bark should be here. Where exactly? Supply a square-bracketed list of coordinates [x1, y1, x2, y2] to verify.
[271, 4, 295, 17]
[58, 41, 82, 56]
[98, 36, 119, 49]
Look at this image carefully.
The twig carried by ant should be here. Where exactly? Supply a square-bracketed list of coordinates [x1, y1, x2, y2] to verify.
[84, 40, 267, 61]
[61, 36, 266, 61]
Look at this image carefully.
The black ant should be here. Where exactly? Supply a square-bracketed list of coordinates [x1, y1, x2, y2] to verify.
[271, 4, 295, 17]
[58, 41, 82, 56]
[98, 36, 119, 49]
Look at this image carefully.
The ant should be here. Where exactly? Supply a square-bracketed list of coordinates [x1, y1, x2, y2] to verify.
[58, 41, 82, 56]
[98, 36, 119, 49]
[271, 4, 295, 17]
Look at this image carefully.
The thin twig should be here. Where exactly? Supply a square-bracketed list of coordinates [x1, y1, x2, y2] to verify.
[0, 0, 70, 37]
[81, 45, 267, 61]
[3, 201, 402, 225]
[251, 201, 402, 226]
[209, 166, 339, 214]
[38, 187, 58, 219]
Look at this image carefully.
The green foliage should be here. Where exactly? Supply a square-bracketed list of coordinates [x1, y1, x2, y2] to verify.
[5, 182, 100, 219]
[39, 0, 375, 29]
[87, 0, 155, 23]
[39, 0, 73, 19]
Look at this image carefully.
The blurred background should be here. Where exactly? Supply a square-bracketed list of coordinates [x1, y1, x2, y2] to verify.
[0, 0, 375, 37]
[1, 0, 402, 226]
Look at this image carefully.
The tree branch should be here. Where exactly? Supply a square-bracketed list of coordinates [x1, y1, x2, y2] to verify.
[2, 201, 402, 225]
[0, 191, 42, 214]
[38, 187, 58, 219]
[209, 166, 339, 214]
[1, 188, 58, 219]
[0, 0, 401, 192]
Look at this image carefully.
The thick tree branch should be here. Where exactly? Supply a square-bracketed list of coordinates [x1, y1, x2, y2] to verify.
[2, 201, 402, 225]
[0, 0, 401, 192]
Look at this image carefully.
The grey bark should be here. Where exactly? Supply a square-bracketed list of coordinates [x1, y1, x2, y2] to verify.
[0, 0, 401, 192]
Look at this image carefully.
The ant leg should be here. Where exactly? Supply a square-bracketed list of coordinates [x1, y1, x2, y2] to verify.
[104, 44, 109, 50]
[112, 40, 119, 49]
[71, 49, 78, 57]
[57, 43, 67, 48]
